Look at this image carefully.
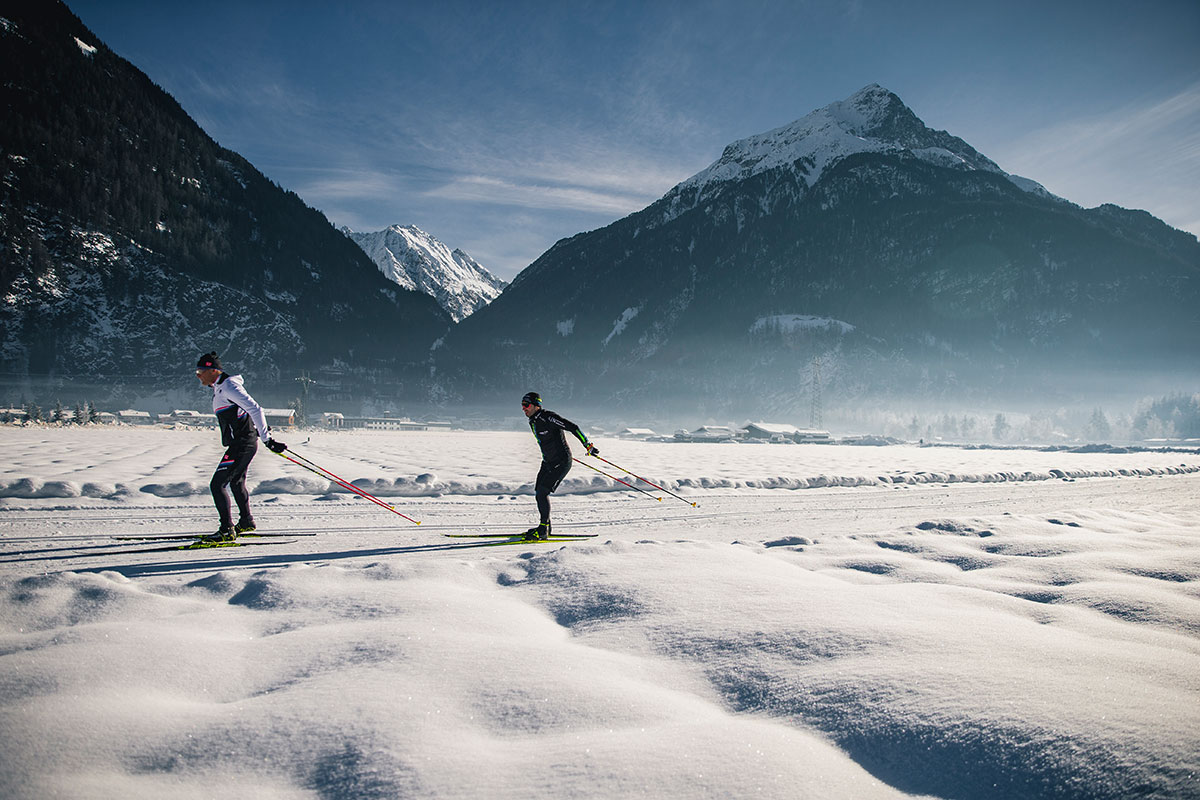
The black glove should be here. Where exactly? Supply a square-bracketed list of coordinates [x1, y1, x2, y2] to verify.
[266, 438, 287, 453]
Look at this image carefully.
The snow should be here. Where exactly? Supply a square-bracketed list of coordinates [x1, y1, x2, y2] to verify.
[1, 426, 1198, 798]
[751, 314, 856, 335]
[603, 307, 640, 346]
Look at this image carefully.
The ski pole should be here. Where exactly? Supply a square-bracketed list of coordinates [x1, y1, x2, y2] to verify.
[573, 457, 662, 501]
[280, 451, 419, 523]
[281, 451, 421, 525]
[590, 454, 698, 507]
[275, 448, 421, 525]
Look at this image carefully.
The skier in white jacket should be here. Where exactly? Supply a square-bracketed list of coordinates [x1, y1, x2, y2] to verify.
[195, 352, 287, 541]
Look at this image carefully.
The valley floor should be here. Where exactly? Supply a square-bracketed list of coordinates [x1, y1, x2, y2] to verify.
[1, 428, 1198, 799]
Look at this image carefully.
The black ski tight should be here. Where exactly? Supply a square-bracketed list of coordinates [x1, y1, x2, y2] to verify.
[210, 440, 257, 527]
[534, 459, 571, 522]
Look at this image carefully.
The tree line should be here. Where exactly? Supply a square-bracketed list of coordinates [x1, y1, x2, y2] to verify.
[2, 401, 101, 425]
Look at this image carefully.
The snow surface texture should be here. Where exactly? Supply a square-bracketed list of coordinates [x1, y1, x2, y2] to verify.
[343, 224, 506, 322]
[1, 427, 1198, 799]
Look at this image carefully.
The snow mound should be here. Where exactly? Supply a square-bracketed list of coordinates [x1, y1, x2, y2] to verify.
[0, 478, 80, 498]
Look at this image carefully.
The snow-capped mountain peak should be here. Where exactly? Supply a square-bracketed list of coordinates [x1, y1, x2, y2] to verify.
[664, 84, 1058, 221]
[343, 225, 506, 322]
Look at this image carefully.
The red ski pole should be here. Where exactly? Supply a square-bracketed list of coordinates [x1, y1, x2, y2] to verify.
[276, 448, 421, 525]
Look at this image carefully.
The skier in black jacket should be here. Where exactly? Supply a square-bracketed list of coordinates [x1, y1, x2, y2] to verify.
[521, 391, 598, 540]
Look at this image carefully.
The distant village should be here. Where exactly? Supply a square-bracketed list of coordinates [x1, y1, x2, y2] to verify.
[0, 404, 852, 444]
[5, 399, 1199, 447]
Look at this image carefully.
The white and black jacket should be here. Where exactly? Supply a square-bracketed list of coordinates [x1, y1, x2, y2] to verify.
[210, 373, 271, 447]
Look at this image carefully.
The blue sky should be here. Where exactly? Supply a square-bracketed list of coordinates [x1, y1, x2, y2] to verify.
[70, 0, 1200, 280]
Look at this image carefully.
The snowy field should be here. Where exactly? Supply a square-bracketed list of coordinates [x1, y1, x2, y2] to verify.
[1, 426, 1198, 799]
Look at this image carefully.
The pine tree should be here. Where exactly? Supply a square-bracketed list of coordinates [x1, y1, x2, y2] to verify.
[1087, 408, 1111, 442]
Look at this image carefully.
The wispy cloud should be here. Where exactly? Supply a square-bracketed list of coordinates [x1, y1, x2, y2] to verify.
[285, 168, 402, 203]
[425, 174, 655, 216]
[994, 82, 1200, 236]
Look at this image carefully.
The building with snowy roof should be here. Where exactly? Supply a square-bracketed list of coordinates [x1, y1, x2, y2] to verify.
[676, 425, 738, 443]
[743, 422, 832, 443]
[263, 409, 296, 428]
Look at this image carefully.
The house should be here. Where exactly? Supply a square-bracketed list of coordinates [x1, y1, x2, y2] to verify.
[170, 410, 216, 428]
[263, 408, 296, 428]
[322, 412, 345, 429]
[742, 422, 800, 441]
[617, 427, 657, 439]
[116, 409, 155, 425]
[742, 422, 832, 443]
[676, 425, 738, 443]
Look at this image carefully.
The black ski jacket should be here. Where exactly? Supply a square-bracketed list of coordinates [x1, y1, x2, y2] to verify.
[528, 409, 590, 463]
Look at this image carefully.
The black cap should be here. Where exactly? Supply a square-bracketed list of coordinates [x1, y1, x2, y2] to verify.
[196, 352, 222, 371]
[521, 391, 541, 407]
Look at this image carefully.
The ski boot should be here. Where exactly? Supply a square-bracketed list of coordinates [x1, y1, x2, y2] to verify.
[522, 522, 551, 541]
[201, 524, 237, 543]
[235, 518, 256, 534]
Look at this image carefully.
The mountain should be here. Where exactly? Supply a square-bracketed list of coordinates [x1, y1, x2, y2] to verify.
[433, 85, 1200, 418]
[342, 225, 506, 322]
[0, 1, 451, 408]
[662, 83, 1060, 224]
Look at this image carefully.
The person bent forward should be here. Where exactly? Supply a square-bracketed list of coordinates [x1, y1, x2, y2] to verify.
[195, 352, 287, 542]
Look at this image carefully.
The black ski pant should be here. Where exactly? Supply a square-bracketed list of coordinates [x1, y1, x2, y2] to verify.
[534, 458, 571, 523]
[210, 438, 257, 528]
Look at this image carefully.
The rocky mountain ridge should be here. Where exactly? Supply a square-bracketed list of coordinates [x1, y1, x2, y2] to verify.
[342, 224, 506, 322]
